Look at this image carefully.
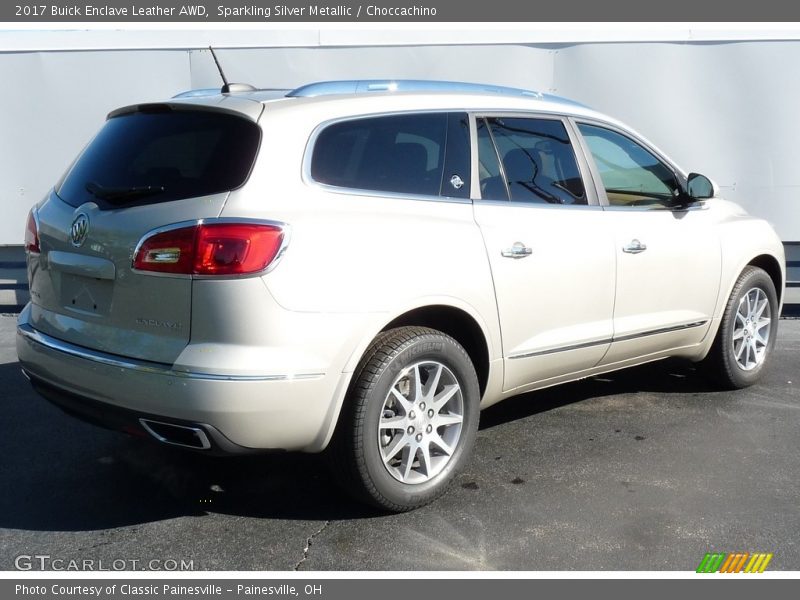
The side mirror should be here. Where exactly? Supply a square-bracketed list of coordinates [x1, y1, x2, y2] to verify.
[686, 172, 716, 200]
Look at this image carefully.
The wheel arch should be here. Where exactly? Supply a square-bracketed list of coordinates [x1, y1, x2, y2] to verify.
[380, 305, 491, 397]
[313, 301, 498, 453]
[697, 250, 785, 363]
[698, 254, 782, 387]
[747, 253, 784, 305]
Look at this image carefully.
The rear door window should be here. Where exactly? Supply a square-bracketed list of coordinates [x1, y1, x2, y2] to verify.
[477, 118, 507, 200]
[310, 112, 470, 199]
[477, 116, 587, 205]
[57, 107, 261, 209]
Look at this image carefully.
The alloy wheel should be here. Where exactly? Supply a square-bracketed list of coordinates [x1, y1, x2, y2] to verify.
[377, 361, 464, 484]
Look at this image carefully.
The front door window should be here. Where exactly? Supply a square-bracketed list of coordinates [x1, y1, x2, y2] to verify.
[578, 123, 679, 208]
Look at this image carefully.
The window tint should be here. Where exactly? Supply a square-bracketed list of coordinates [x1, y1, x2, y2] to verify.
[477, 118, 508, 200]
[58, 109, 261, 209]
[311, 113, 447, 197]
[578, 124, 678, 208]
[479, 117, 587, 205]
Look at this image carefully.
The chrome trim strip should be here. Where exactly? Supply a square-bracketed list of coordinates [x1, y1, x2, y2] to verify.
[508, 320, 709, 360]
[476, 199, 604, 211]
[303, 179, 473, 205]
[612, 320, 709, 343]
[139, 418, 212, 450]
[509, 337, 613, 360]
[17, 323, 324, 382]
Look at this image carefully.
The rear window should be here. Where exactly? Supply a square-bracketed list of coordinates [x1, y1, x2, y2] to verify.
[310, 113, 447, 197]
[57, 108, 261, 209]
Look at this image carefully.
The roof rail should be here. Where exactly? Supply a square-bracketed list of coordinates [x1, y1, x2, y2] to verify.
[170, 79, 587, 108]
[287, 79, 548, 99]
[172, 88, 220, 99]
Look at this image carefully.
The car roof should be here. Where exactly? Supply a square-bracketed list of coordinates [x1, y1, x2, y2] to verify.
[151, 79, 615, 124]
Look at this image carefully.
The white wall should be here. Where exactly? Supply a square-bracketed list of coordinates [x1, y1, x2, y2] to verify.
[0, 48, 190, 245]
[553, 41, 800, 240]
[2, 29, 799, 244]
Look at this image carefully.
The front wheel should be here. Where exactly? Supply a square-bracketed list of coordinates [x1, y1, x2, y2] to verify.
[701, 266, 778, 389]
[329, 326, 480, 512]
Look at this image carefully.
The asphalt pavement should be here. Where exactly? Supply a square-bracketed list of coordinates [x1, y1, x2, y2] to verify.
[1, 313, 798, 571]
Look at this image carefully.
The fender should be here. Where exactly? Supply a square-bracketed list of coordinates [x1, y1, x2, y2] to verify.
[306, 294, 504, 452]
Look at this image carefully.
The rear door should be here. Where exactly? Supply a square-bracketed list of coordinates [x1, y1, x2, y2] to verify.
[471, 115, 617, 393]
[28, 105, 261, 364]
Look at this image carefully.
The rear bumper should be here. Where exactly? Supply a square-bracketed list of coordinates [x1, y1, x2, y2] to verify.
[16, 306, 346, 453]
[23, 373, 258, 455]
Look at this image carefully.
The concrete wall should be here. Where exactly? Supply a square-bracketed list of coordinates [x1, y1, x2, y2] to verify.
[1, 29, 798, 305]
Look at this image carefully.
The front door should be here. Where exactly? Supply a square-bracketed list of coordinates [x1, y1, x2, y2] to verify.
[575, 122, 721, 365]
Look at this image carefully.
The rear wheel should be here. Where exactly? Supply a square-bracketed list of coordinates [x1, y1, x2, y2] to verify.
[330, 326, 480, 512]
[702, 266, 778, 389]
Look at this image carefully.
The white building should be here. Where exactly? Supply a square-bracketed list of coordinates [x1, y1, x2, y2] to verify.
[1, 26, 798, 306]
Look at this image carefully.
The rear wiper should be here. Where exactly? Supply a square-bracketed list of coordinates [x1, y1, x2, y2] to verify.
[85, 181, 165, 204]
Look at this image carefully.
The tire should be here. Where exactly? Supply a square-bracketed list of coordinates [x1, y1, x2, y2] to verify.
[329, 326, 480, 512]
[702, 266, 779, 389]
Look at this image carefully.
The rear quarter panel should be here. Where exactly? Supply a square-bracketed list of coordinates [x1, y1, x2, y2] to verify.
[221, 101, 504, 390]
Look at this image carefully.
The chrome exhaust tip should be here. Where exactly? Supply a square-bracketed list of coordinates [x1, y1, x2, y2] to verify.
[138, 418, 211, 450]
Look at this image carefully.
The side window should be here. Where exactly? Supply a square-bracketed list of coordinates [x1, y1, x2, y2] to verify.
[310, 113, 449, 197]
[478, 117, 587, 205]
[577, 123, 679, 208]
[477, 118, 507, 200]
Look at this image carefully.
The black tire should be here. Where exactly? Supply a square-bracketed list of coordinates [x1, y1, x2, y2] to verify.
[701, 266, 779, 389]
[328, 326, 480, 512]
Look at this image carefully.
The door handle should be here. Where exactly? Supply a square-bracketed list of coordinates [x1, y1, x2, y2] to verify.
[501, 242, 533, 259]
[622, 239, 647, 254]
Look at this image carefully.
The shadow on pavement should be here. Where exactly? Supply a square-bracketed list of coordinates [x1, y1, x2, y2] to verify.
[0, 357, 716, 533]
[0, 361, 379, 532]
[479, 357, 717, 430]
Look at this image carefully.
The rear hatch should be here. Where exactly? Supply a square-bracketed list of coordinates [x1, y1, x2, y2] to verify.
[28, 103, 262, 364]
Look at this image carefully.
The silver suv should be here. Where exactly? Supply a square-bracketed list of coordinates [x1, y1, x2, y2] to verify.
[17, 80, 785, 511]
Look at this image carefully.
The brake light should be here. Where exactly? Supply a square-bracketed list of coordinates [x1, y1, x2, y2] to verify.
[133, 222, 286, 276]
[25, 210, 40, 254]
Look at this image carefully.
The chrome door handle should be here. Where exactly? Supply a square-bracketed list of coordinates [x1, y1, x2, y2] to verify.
[501, 242, 533, 259]
[622, 239, 647, 254]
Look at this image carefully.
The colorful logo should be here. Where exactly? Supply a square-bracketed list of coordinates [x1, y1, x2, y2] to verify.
[696, 552, 773, 573]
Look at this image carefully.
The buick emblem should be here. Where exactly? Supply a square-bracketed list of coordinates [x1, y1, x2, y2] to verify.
[70, 213, 89, 247]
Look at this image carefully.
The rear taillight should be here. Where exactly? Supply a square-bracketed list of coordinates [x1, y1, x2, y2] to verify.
[25, 210, 40, 254]
[133, 221, 286, 276]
